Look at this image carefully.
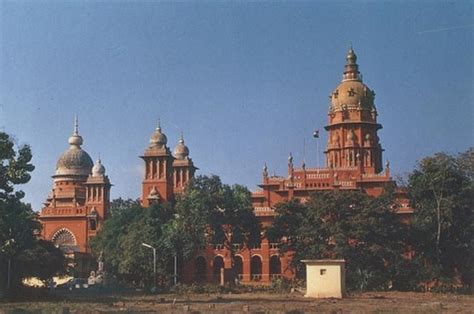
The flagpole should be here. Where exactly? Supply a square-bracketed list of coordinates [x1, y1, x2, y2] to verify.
[317, 138, 320, 170]
[313, 129, 320, 172]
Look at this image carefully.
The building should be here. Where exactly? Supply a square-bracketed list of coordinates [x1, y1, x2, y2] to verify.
[38, 118, 111, 277]
[38, 48, 411, 283]
[140, 121, 197, 207]
[174, 48, 412, 284]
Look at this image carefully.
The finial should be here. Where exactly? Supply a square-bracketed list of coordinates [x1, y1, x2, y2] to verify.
[179, 131, 184, 144]
[156, 118, 161, 131]
[263, 162, 268, 172]
[385, 159, 390, 168]
[74, 114, 79, 135]
[343, 45, 360, 81]
[288, 152, 293, 164]
[68, 114, 83, 146]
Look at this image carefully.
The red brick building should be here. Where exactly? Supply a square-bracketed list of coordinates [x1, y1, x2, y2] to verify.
[38, 48, 411, 283]
[143, 48, 412, 284]
[140, 121, 197, 207]
[38, 118, 111, 276]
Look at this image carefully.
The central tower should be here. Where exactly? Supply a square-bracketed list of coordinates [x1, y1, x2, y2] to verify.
[325, 48, 384, 174]
[140, 121, 197, 207]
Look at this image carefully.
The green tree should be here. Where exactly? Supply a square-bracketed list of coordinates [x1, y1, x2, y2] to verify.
[90, 199, 143, 283]
[91, 199, 178, 288]
[172, 175, 260, 281]
[0, 132, 66, 298]
[408, 149, 474, 288]
[92, 176, 259, 287]
[268, 189, 410, 290]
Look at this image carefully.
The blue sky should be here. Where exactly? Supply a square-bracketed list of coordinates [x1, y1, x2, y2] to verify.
[1, 1, 472, 210]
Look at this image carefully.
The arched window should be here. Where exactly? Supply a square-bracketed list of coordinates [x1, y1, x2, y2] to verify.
[233, 255, 243, 280]
[251, 255, 262, 281]
[51, 228, 78, 253]
[195, 256, 207, 282]
[270, 255, 281, 279]
[213, 256, 224, 282]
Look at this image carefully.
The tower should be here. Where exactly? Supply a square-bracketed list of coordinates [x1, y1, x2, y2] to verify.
[325, 47, 384, 174]
[39, 117, 111, 257]
[172, 133, 197, 193]
[84, 158, 111, 234]
[140, 121, 175, 206]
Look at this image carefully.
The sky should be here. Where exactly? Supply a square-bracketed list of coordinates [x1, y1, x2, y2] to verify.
[0, 1, 472, 210]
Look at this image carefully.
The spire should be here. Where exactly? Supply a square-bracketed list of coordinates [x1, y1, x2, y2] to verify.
[179, 131, 184, 144]
[74, 115, 79, 135]
[156, 118, 161, 131]
[343, 46, 361, 82]
[68, 115, 83, 147]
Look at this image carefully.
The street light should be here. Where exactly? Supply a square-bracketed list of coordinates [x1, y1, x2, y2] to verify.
[142, 242, 156, 292]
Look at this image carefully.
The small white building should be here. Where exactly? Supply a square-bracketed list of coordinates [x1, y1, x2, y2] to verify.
[301, 259, 345, 298]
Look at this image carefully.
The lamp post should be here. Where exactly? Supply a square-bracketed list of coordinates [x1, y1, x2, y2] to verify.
[142, 242, 156, 292]
[174, 255, 177, 285]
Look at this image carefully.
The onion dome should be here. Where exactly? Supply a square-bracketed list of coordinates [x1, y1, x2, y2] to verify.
[92, 158, 106, 177]
[173, 133, 189, 160]
[55, 117, 93, 176]
[149, 119, 168, 148]
[330, 47, 376, 113]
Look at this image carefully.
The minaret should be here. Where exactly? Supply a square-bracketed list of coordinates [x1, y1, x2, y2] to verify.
[172, 133, 197, 193]
[325, 47, 383, 174]
[85, 157, 111, 232]
[140, 120, 175, 206]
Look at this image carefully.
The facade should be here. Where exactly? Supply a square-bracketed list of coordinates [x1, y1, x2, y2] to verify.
[38, 48, 411, 283]
[149, 48, 411, 284]
[38, 118, 111, 276]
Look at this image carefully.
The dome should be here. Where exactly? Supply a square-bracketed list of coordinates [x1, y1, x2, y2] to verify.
[149, 120, 168, 148]
[92, 158, 106, 177]
[330, 80, 375, 112]
[56, 148, 93, 176]
[173, 134, 189, 160]
[55, 117, 94, 176]
[330, 47, 376, 112]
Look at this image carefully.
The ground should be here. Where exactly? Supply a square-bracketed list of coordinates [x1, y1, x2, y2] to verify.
[0, 290, 473, 313]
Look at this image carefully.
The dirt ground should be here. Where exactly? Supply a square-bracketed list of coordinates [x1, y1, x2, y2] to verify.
[0, 291, 473, 313]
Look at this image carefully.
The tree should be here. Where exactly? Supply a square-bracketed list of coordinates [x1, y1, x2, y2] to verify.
[0, 131, 66, 298]
[93, 176, 260, 287]
[408, 149, 474, 288]
[173, 175, 260, 282]
[91, 199, 178, 287]
[268, 189, 410, 290]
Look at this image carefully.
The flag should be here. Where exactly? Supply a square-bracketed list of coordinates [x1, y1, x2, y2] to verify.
[313, 129, 320, 138]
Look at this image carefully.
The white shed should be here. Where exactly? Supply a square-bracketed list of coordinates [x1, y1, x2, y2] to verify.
[301, 259, 346, 298]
